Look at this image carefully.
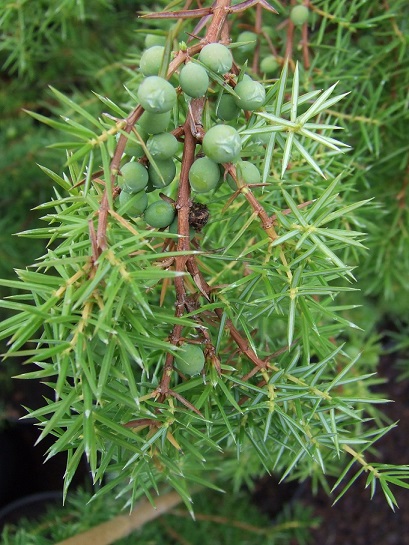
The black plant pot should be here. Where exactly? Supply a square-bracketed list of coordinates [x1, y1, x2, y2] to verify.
[0, 491, 62, 531]
[1, 363, 91, 520]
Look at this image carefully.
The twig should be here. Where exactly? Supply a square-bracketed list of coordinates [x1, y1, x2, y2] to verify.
[224, 163, 278, 239]
[285, 19, 294, 62]
[185, 259, 267, 370]
[158, 110, 197, 398]
[301, 3, 311, 68]
[251, 4, 262, 74]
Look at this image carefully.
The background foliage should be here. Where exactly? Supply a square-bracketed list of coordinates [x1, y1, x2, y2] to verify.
[0, 485, 317, 545]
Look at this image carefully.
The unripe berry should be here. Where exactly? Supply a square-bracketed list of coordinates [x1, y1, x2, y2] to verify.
[168, 216, 178, 234]
[216, 94, 240, 121]
[137, 76, 177, 114]
[148, 158, 176, 188]
[168, 217, 195, 238]
[179, 62, 209, 98]
[226, 160, 261, 190]
[290, 5, 309, 26]
[144, 34, 166, 49]
[124, 124, 148, 158]
[189, 157, 220, 193]
[252, 130, 272, 146]
[199, 43, 233, 74]
[260, 55, 279, 75]
[237, 31, 258, 54]
[147, 132, 178, 160]
[358, 35, 375, 52]
[140, 46, 165, 76]
[174, 344, 205, 375]
[202, 124, 242, 164]
[234, 78, 266, 111]
[118, 190, 148, 217]
[119, 161, 149, 193]
[139, 111, 171, 135]
[261, 25, 274, 38]
[144, 200, 175, 228]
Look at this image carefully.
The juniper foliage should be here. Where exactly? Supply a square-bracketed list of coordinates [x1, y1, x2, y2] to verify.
[1, 0, 408, 525]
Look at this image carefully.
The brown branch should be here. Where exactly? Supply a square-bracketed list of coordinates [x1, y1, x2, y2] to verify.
[158, 108, 198, 398]
[168, 389, 203, 417]
[271, 199, 315, 223]
[206, 0, 233, 43]
[230, 0, 278, 14]
[95, 105, 143, 253]
[285, 19, 294, 62]
[88, 219, 99, 265]
[301, 11, 311, 68]
[168, 0, 234, 73]
[185, 259, 267, 371]
[124, 418, 159, 429]
[284, 0, 297, 62]
[251, 4, 262, 74]
[139, 8, 212, 20]
[301, 0, 311, 68]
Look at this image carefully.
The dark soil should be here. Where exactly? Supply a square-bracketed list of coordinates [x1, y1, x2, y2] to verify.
[0, 363, 90, 516]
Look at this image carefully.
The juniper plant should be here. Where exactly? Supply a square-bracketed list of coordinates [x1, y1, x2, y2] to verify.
[1, 0, 409, 528]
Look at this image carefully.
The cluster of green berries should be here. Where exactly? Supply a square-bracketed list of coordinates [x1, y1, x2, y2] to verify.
[235, 30, 279, 75]
[232, 7, 310, 74]
[184, 44, 264, 193]
[119, 18, 308, 375]
[118, 123, 177, 228]
[118, 40, 271, 226]
[122, 36, 283, 372]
